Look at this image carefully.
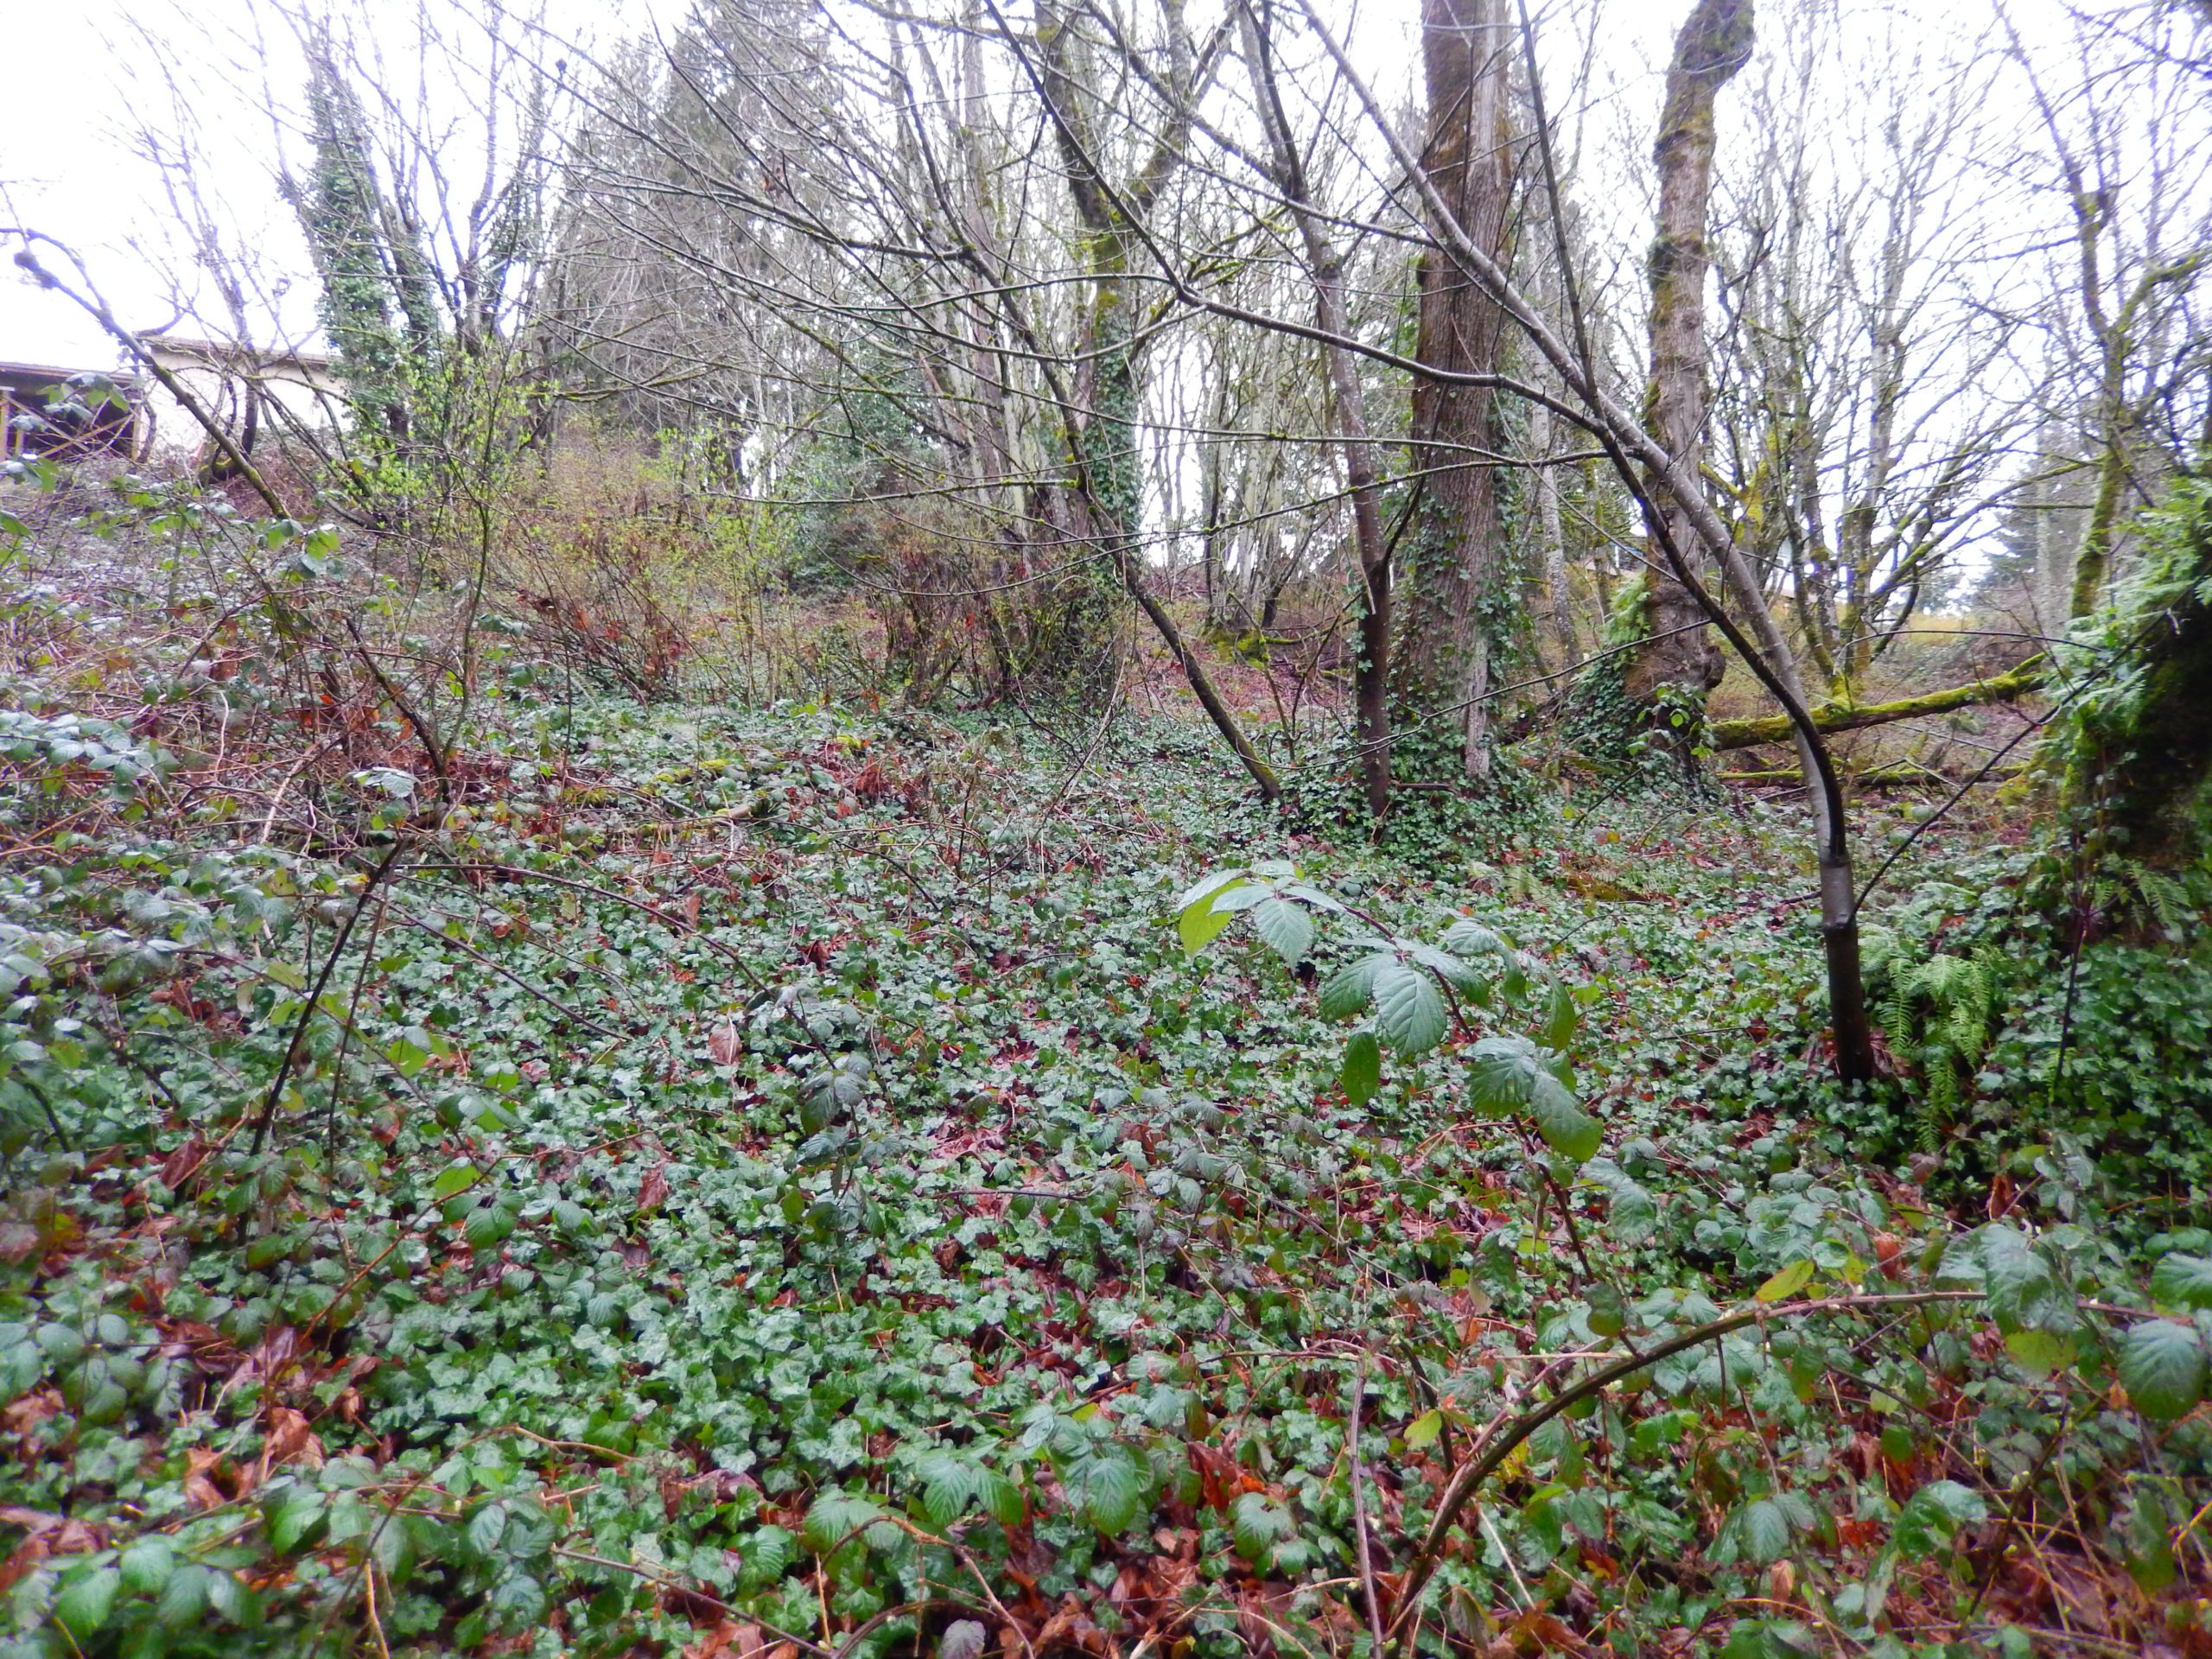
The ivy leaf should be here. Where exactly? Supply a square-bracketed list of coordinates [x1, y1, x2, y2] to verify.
[1319, 955, 1387, 1020]
[1249, 896, 1313, 967]
[1372, 963, 1446, 1057]
[1895, 1480, 1987, 1559]
[2117, 1319, 2208, 1421]
[1340, 1032, 1381, 1107]
[2150, 1254, 2212, 1313]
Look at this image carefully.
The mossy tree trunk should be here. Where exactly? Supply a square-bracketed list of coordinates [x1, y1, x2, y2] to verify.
[1032, 1, 1279, 798]
[2069, 480, 2212, 866]
[1622, 0, 1748, 711]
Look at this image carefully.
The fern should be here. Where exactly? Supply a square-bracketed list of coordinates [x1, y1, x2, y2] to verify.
[1869, 945, 2007, 1147]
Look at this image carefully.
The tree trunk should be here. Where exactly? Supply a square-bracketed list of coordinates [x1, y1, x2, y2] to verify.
[1623, 0, 1748, 709]
[1027, 0, 1277, 796]
[1529, 395, 1576, 672]
[1394, 0, 1514, 779]
[1239, 0, 1393, 818]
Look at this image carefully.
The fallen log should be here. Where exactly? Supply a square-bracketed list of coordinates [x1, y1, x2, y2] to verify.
[1721, 764, 2024, 790]
[1710, 664, 2042, 750]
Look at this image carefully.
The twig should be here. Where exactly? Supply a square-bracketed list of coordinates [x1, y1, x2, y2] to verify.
[251, 842, 405, 1155]
[1385, 1290, 1986, 1651]
[391, 913, 621, 1039]
[1348, 1363, 1389, 1654]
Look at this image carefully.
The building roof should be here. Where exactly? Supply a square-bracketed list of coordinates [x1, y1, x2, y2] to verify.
[0, 359, 139, 387]
[138, 333, 337, 372]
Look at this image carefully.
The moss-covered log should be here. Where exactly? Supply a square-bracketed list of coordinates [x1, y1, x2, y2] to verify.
[1710, 664, 2042, 750]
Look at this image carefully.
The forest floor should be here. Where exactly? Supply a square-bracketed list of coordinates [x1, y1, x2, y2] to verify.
[4, 666, 2205, 1659]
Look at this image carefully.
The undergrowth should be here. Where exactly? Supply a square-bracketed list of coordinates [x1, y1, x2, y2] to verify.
[0, 470, 2206, 1659]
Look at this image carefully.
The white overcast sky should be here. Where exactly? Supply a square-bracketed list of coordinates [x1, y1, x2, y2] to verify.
[0, 0, 2128, 372]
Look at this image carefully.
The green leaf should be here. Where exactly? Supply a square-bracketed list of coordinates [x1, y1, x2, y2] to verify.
[1976, 1225, 2077, 1336]
[1402, 1408, 1442, 1449]
[1541, 978, 1578, 1052]
[53, 1566, 120, 1638]
[804, 1491, 886, 1558]
[1230, 1491, 1294, 1564]
[1467, 1034, 1541, 1113]
[976, 1466, 1022, 1527]
[2003, 1328, 2073, 1378]
[1732, 1497, 1795, 1565]
[1629, 1410, 1698, 1456]
[1586, 1159, 1656, 1244]
[1249, 896, 1313, 967]
[2151, 1254, 2212, 1313]
[268, 1488, 327, 1554]
[431, 1163, 481, 1202]
[741, 1525, 797, 1588]
[914, 1452, 990, 1530]
[1586, 1281, 1627, 1338]
[119, 1537, 175, 1597]
[463, 1205, 515, 1250]
[1372, 963, 1446, 1057]
[1062, 1448, 1145, 1535]
[1528, 1070, 1600, 1163]
[156, 1564, 211, 1629]
[491, 1572, 548, 1630]
[467, 1500, 509, 1557]
[1319, 955, 1386, 1020]
[1168, 870, 1243, 917]
[1757, 1260, 1815, 1304]
[2117, 1319, 2208, 1421]
[1177, 876, 1249, 956]
[1340, 1032, 1381, 1107]
[1440, 918, 1513, 962]
[1895, 1480, 1987, 1559]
